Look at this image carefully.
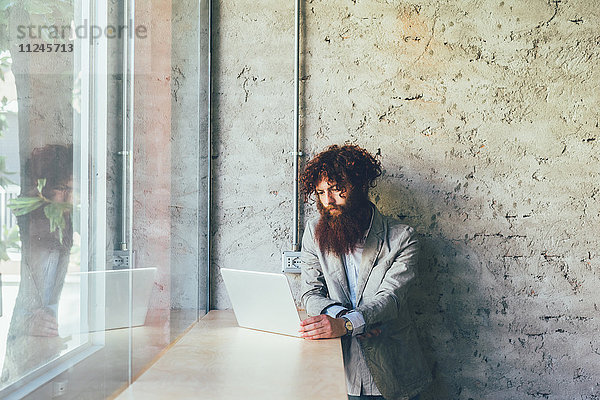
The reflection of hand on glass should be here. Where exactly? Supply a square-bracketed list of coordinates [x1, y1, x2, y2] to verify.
[26, 308, 59, 337]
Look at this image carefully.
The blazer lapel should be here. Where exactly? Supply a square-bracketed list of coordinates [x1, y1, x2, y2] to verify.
[355, 206, 384, 306]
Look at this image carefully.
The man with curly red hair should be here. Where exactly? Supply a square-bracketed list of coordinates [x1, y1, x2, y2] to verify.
[299, 144, 431, 400]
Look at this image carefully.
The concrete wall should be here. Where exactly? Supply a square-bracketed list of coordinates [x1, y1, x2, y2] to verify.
[212, 0, 600, 398]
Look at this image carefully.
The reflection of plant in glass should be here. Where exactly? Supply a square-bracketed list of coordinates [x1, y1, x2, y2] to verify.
[0, 50, 17, 251]
[0, 224, 19, 260]
[7, 178, 72, 244]
[0, 52, 11, 130]
[0, 52, 14, 185]
[0, 153, 15, 187]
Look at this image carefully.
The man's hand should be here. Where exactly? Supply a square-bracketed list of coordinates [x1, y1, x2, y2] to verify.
[299, 314, 347, 340]
[27, 308, 59, 337]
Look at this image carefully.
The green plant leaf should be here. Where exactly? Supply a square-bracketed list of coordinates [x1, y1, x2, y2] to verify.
[7, 196, 45, 216]
[0, 224, 19, 261]
[44, 202, 71, 244]
[37, 178, 46, 194]
[0, 242, 8, 261]
[0, 114, 7, 136]
[0, 225, 20, 261]
[0, 176, 15, 187]
[0, 155, 15, 187]
[0, 157, 13, 174]
[4, 224, 20, 246]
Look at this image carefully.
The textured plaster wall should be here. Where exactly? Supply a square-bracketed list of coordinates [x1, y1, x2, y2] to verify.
[212, 0, 600, 399]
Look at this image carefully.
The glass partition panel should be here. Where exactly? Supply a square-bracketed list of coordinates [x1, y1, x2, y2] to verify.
[0, 0, 96, 396]
[0, 0, 209, 398]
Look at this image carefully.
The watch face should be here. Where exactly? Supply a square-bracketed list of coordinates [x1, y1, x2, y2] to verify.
[345, 320, 353, 331]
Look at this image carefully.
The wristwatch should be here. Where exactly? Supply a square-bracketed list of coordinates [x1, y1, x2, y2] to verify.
[342, 316, 353, 336]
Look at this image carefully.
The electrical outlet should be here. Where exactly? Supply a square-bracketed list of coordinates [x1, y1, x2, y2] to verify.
[112, 250, 130, 270]
[282, 251, 302, 273]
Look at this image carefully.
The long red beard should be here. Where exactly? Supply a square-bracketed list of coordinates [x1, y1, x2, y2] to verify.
[314, 193, 372, 257]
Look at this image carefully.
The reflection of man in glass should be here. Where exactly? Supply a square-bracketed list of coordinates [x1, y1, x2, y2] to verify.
[1, 144, 73, 385]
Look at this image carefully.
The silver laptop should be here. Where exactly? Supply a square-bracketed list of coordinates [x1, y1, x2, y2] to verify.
[220, 268, 302, 337]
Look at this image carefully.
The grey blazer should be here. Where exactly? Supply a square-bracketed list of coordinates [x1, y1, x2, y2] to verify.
[301, 205, 432, 400]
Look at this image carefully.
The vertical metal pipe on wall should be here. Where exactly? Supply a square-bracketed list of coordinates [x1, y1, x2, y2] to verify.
[127, 4, 135, 262]
[206, 0, 213, 314]
[292, 0, 301, 251]
[120, 0, 135, 255]
[120, 4, 129, 253]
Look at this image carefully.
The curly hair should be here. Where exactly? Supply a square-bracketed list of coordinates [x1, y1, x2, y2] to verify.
[24, 144, 73, 198]
[300, 144, 381, 202]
